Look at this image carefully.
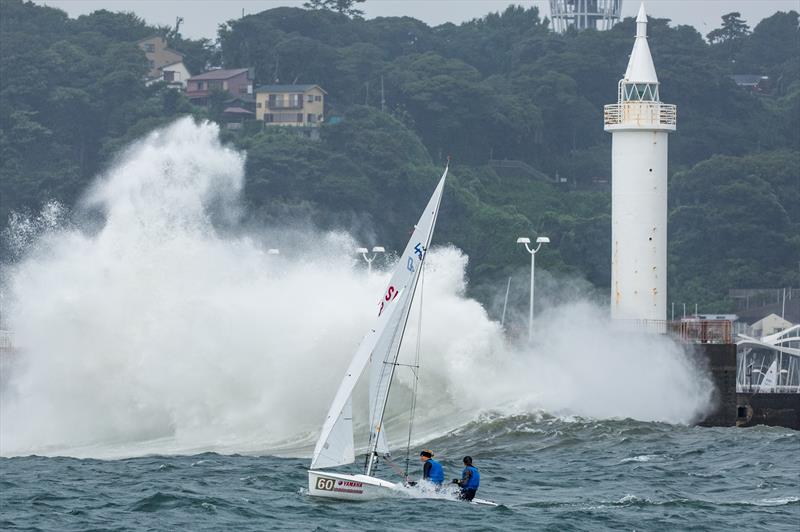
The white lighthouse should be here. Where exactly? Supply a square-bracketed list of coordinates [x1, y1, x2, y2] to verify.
[604, 3, 676, 321]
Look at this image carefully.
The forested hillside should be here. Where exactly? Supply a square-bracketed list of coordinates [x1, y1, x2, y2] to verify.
[1, 0, 798, 312]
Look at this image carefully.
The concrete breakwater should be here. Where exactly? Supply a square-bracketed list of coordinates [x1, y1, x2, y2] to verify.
[694, 342, 800, 430]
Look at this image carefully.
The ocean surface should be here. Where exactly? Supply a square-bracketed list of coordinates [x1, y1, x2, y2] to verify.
[1, 415, 798, 531]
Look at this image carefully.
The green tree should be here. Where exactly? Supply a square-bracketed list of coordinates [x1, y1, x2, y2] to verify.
[303, 0, 366, 18]
[707, 12, 750, 44]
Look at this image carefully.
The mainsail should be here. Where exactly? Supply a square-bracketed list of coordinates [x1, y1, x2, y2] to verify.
[367, 282, 412, 458]
[310, 166, 448, 470]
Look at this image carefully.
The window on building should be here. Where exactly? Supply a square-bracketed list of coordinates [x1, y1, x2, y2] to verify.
[307, 113, 316, 123]
[197, 81, 204, 90]
[208, 80, 223, 90]
[144, 43, 155, 53]
[266, 112, 309, 123]
[288, 94, 301, 107]
[314, 95, 322, 102]
[256, 102, 262, 108]
[307, 94, 314, 103]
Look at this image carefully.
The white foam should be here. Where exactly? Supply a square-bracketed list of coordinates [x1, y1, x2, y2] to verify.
[1, 118, 713, 459]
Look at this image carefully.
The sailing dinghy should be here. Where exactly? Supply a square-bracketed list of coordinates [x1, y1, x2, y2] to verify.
[307, 164, 448, 501]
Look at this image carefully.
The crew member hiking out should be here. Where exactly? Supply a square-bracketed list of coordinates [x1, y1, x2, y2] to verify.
[453, 456, 480, 501]
[419, 450, 444, 486]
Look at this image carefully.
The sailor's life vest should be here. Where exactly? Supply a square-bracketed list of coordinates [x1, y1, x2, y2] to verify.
[424, 458, 445, 484]
[462, 465, 480, 490]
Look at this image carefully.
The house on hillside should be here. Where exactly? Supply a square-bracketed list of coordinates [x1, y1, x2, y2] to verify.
[137, 36, 185, 79]
[185, 68, 254, 105]
[222, 107, 255, 130]
[145, 60, 192, 90]
[730, 74, 770, 92]
[255, 85, 326, 129]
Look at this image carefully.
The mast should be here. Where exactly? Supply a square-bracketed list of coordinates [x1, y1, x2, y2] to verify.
[404, 265, 425, 478]
[365, 166, 447, 477]
[310, 165, 448, 472]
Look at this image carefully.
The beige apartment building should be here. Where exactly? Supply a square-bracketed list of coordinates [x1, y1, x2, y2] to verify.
[255, 85, 326, 126]
[137, 36, 184, 79]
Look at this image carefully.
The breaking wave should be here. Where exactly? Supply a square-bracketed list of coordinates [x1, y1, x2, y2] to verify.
[0, 118, 711, 458]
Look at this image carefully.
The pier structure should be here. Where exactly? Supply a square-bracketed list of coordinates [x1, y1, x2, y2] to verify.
[623, 317, 799, 430]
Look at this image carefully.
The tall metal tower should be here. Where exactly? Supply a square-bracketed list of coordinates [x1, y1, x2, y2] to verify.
[549, 0, 622, 33]
[604, 3, 676, 322]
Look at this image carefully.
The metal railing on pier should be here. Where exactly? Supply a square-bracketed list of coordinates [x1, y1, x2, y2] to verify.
[617, 319, 733, 344]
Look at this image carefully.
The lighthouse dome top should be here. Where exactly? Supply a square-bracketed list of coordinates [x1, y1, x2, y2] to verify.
[623, 4, 658, 84]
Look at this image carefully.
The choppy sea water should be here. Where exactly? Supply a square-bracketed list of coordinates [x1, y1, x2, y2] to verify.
[1, 416, 798, 531]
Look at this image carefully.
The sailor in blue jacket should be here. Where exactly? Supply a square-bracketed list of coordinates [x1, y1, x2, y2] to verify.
[452, 456, 480, 501]
[419, 450, 444, 486]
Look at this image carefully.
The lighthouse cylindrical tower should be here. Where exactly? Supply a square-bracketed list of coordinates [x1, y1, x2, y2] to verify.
[604, 3, 676, 322]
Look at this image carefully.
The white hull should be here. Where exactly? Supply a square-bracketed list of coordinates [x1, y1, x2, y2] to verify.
[308, 470, 498, 506]
[308, 470, 401, 500]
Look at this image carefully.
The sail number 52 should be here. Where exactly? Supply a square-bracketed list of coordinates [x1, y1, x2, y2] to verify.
[315, 477, 335, 491]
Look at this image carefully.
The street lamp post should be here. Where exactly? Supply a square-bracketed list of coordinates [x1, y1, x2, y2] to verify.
[516, 236, 549, 342]
[357, 246, 385, 274]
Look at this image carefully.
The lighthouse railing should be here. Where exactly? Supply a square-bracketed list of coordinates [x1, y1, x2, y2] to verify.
[604, 102, 677, 127]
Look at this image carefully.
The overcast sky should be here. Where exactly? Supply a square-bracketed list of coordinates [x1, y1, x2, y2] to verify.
[35, 0, 799, 39]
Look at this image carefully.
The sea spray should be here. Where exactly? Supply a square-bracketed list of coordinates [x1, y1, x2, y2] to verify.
[1, 118, 711, 458]
[397, 250, 713, 430]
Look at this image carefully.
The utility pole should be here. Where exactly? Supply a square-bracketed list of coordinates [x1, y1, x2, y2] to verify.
[782, 288, 786, 319]
[501, 277, 511, 329]
[380, 75, 385, 112]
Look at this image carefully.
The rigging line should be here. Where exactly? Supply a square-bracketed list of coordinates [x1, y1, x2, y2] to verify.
[382, 454, 411, 481]
[367, 172, 445, 477]
[404, 262, 424, 478]
[384, 362, 420, 369]
[364, 294, 408, 475]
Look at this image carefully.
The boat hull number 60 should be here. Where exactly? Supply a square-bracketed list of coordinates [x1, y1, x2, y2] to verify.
[315, 477, 335, 491]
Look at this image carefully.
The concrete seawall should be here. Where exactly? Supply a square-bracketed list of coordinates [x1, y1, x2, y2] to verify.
[693, 343, 799, 430]
[694, 344, 738, 427]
